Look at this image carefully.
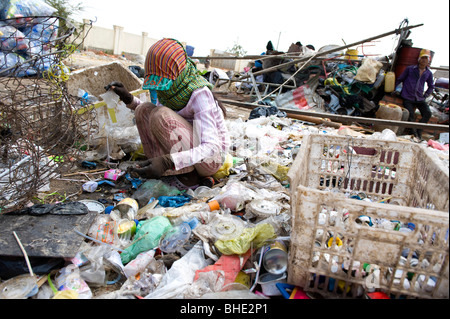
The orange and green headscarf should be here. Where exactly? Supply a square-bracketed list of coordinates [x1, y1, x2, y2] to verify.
[143, 38, 213, 111]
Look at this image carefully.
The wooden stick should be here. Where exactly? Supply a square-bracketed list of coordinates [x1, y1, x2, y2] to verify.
[62, 168, 107, 177]
[13, 231, 34, 277]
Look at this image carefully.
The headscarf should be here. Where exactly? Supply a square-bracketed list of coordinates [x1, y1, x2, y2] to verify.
[142, 38, 213, 111]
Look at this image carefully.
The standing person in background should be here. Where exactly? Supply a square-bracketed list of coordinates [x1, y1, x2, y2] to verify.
[105, 38, 230, 190]
[395, 49, 435, 140]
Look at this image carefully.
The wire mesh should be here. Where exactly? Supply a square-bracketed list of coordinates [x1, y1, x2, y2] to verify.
[1, 16, 93, 213]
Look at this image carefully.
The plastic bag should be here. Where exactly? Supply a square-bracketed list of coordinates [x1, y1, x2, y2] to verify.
[123, 249, 155, 278]
[87, 215, 119, 246]
[184, 271, 225, 299]
[212, 181, 257, 212]
[194, 250, 252, 288]
[0, 25, 29, 52]
[120, 216, 173, 265]
[0, 51, 37, 77]
[132, 179, 182, 207]
[354, 58, 383, 84]
[157, 194, 191, 208]
[55, 264, 92, 299]
[5, 0, 57, 18]
[145, 241, 210, 299]
[215, 223, 277, 255]
[78, 244, 114, 286]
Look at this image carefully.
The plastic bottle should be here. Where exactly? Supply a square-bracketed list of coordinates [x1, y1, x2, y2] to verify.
[373, 70, 385, 89]
[159, 218, 199, 253]
[164, 200, 220, 219]
[384, 71, 395, 93]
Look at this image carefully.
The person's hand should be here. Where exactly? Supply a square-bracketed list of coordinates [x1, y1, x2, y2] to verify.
[129, 154, 174, 179]
[104, 81, 133, 104]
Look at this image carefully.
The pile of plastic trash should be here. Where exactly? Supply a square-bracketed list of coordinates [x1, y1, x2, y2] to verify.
[0, 108, 448, 299]
[0, 0, 62, 77]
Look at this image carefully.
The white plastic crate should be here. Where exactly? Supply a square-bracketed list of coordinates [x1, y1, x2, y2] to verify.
[287, 134, 449, 299]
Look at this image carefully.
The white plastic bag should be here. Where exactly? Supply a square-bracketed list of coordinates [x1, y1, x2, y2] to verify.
[144, 241, 211, 299]
[123, 249, 156, 278]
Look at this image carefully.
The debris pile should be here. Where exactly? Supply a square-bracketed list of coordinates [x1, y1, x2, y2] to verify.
[0, 105, 448, 299]
[0, 12, 448, 300]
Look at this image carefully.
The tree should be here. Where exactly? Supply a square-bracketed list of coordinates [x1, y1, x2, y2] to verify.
[227, 42, 247, 57]
[44, 0, 84, 21]
[44, 0, 85, 39]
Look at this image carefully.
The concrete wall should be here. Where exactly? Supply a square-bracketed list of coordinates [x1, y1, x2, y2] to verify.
[75, 21, 249, 72]
[78, 20, 159, 57]
[209, 49, 252, 72]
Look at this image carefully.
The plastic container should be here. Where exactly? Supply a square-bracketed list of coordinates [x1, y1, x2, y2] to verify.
[258, 272, 287, 296]
[79, 199, 105, 213]
[373, 70, 385, 89]
[384, 71, 395, 93]
[374, 102, 403, 133]
[109, 197, 138, 221]
[287, 134, 449, 299]
[117, 219, 137, 238]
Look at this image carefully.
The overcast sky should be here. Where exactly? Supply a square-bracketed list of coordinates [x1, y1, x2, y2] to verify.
[70, 0, 449, 67]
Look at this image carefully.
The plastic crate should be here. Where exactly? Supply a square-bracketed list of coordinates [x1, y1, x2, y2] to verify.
[287, 134, 449, 299]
